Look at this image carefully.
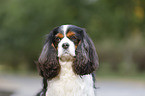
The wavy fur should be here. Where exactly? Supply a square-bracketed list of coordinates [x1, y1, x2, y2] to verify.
[73, 29, 99, 75]
[37, 30, 60, 80]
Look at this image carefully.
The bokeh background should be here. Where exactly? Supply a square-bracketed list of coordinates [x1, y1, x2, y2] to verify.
[0, 0, 145, 96]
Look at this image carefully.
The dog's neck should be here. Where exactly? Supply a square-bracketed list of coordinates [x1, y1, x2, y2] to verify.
[58, 58, 75, 79]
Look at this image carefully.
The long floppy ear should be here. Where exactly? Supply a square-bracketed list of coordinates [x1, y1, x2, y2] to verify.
[73, 29, 99, 75]
[37, 31, 60, 80]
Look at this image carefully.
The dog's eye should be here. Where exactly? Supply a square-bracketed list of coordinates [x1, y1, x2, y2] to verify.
[69, 36, 77, 41]
[55, 37, 61, 42]
[69, 36, 79, 44]
[53, 37, 61, 48]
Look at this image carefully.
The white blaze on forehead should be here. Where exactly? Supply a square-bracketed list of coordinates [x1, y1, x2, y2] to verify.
[61, 25, 69, 36]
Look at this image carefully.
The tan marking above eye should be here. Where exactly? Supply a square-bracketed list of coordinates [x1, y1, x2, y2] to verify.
[66, 31, 75, 37]
[56, 33, 64, 38]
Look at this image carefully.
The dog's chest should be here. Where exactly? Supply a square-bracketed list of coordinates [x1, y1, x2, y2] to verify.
[46, 61, 95, 96]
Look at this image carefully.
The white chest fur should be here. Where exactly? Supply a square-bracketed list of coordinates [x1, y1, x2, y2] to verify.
[46, 60, 96, 96]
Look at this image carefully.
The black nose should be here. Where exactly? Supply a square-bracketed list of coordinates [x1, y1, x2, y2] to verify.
[62, 43, 69, 49]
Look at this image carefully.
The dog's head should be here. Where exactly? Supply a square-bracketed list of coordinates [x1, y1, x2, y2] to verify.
[37, 25, 99, 79]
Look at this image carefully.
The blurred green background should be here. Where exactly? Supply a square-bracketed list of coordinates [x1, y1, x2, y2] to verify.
[0, 0, 145, 79]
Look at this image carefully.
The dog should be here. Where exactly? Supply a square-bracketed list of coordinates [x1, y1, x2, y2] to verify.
[36, 25, 99, 96]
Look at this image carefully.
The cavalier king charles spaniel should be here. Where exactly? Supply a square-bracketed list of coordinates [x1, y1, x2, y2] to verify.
[36, 25, 99, 96]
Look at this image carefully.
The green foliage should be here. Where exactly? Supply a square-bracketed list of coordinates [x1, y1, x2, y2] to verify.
[0, 0, 145, 72]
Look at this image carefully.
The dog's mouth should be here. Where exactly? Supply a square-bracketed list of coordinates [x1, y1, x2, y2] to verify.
[59, 51, 74, 61]
[62, 52, 71, 57]
[63, 51, 69, 54]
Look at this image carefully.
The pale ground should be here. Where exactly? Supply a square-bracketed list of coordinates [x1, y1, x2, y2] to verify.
[0, 74, 145, 96]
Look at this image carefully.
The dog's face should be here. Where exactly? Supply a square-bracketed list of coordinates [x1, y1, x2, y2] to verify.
[52, 25, 81, 60]
[37, 25, 99, 80]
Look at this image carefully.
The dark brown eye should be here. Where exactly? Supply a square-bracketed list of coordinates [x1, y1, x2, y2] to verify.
[55, 37, 61, 42]
[53, 37, 61, 48]
[70, 36, 77, 41]
[69, 36, 79, 45]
